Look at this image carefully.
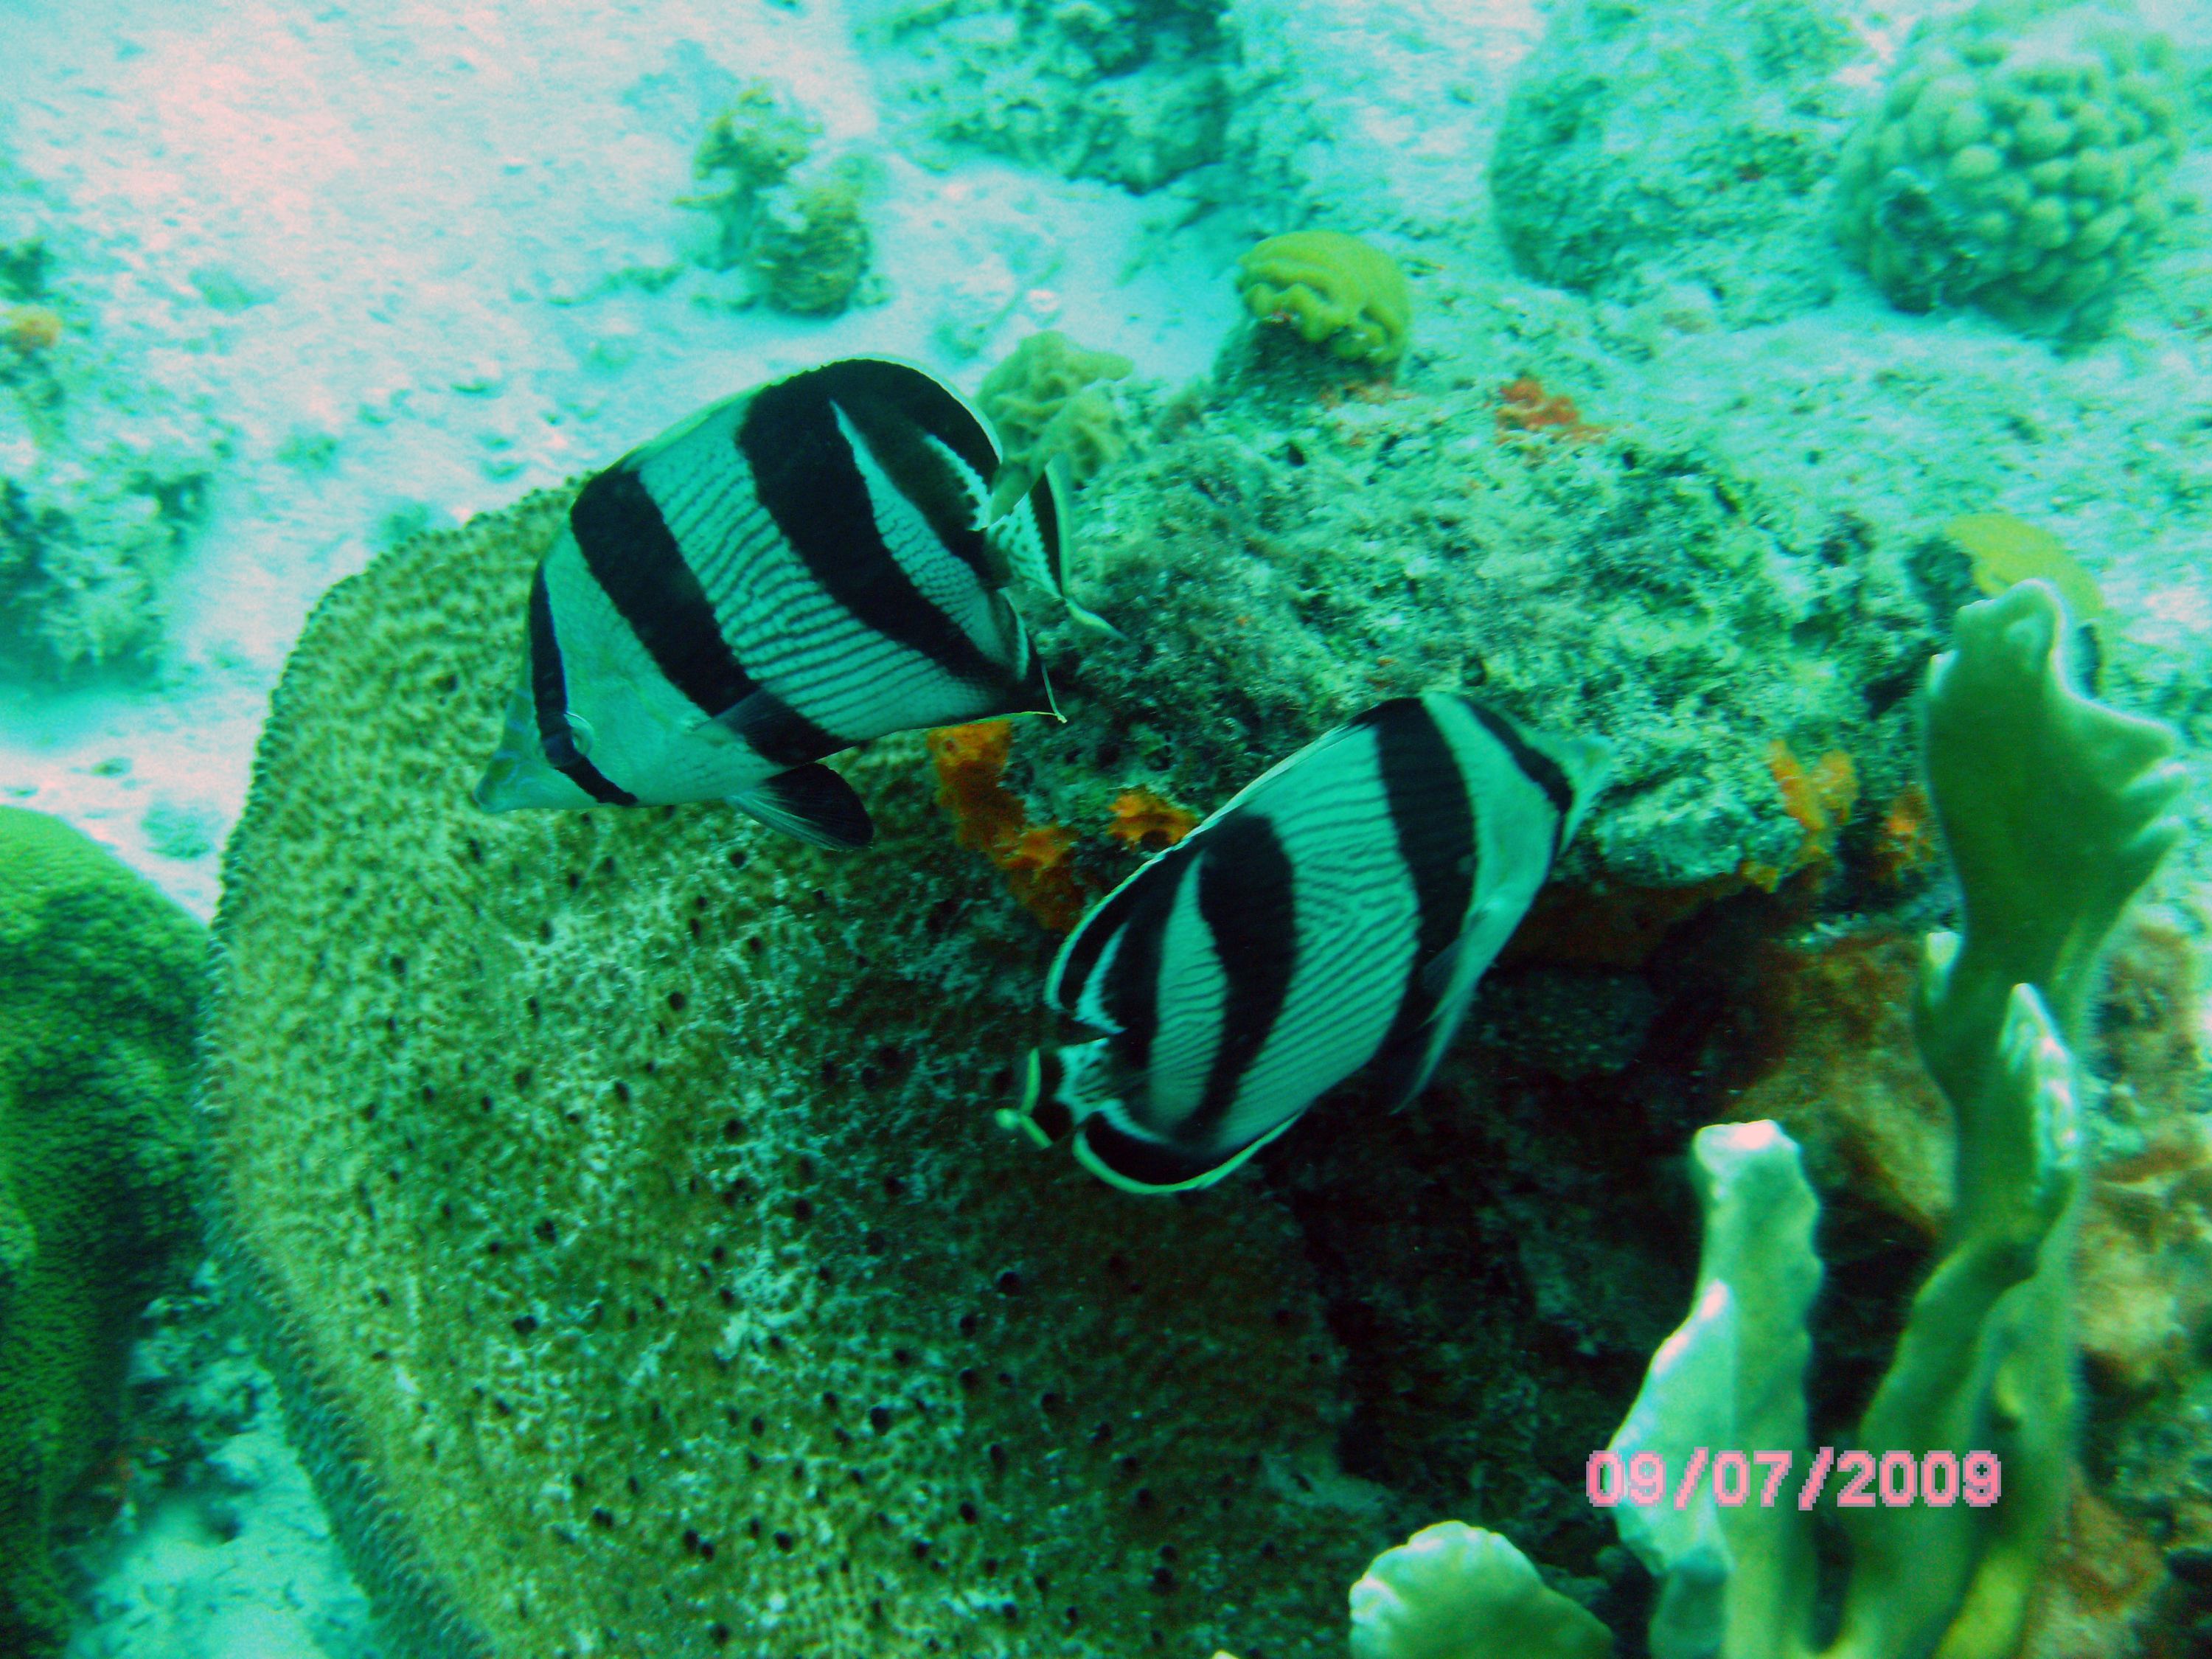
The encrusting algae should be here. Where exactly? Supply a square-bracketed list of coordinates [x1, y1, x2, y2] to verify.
[928, 720, 1092, 931]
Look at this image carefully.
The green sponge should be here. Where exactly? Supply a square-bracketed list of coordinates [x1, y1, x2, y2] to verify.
[0, 807, 205, 1656]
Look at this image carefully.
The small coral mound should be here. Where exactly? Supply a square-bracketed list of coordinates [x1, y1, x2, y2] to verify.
[0, 807, 205, 1657]
[1944, 510, 2104, 616]
[1488, 0, 1856, 324]
[685, 82, 870, 314]
[978, 330, 1133, 516]
[1237, 231, 1413, 368]
[1834, 0, 2186, 333]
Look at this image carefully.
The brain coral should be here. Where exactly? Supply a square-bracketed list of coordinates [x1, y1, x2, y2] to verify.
[1, 807, 204, 1656]
[1236, 231, 1413, 367]
[201, 490, 1371, 1659]
[1834, 0, 2186, 333]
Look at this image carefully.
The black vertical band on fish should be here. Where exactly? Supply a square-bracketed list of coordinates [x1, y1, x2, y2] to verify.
[1009, 692, 1612, 1194]
[1358, 698, 1475, 1077]
[527, 566, 636, 807]
[1189, 813, 1298, 1136]
[742, 364, 1030, 697]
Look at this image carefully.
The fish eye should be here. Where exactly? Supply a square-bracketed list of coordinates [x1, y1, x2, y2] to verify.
[565, 712, 597, 757]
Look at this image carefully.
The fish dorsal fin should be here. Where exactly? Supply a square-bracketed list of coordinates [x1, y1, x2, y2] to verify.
[728, 764, 874, 851]
[987, 455, 1119, 636]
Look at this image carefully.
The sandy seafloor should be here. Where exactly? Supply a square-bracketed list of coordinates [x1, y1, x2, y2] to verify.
[0, 0, 2208, 1652]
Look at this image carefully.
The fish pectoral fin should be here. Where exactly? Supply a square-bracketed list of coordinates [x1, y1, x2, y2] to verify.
[729, 765, 875, 852]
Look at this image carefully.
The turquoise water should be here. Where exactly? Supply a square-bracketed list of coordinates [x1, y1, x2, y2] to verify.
[1, 0, 2210, 1655]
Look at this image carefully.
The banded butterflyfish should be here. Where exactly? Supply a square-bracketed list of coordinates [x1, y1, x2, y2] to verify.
[473, 356, 1105, 850]
[1006, 693, 1610, 1192]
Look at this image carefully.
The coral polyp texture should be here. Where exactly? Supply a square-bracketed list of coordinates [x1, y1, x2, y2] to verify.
[1834, 0, 2187, 334]
[201, 489, 1365, 1659]
[1487, 0, 1857, 324]
[0, 807, 205, 1657]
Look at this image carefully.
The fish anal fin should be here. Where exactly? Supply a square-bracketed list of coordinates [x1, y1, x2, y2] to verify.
[730, 764, 874, 851]
[692, 689, 839, 772]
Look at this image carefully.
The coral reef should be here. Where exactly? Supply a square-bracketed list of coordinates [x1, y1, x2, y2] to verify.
[0, 208, 225, 677]
[203, 489, 1376, 1659]
[0, 807, 206, 1656]
[1488, 0, 1857, 323]
[1236, 232, 1413, 369]
[1287, 578, 2185, 1659]
[1834, 0, 2188, 335]
[684, 85, 871, 314]
[976, 330, 1132, 517]
[192, 233, 2211, 1658]
[1015, 330, 1944, 905]
[855, 0, 1230, 189]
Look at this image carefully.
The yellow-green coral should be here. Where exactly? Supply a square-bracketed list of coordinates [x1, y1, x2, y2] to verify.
[1834, 0, 2185, 333]
[1943, 511, 2104, 618]
[1, 808, 205, 1656]
[977, 329, 1132, 516]
[1236, 230, 1413, 367]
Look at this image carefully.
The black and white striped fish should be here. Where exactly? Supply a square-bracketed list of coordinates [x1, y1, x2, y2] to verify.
[1006, 694, 1610, 1192]
[473, 357, 1101, 849]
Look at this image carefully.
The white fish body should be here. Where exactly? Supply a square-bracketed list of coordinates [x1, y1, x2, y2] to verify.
[473, 357, 1091, 849]
[1010, 693, 1610, 1192]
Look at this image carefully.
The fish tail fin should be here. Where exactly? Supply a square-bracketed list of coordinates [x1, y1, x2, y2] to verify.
[987, 455, 1119, 636]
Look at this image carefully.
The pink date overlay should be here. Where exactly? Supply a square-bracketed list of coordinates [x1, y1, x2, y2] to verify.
[1587, 1447, 2001, 1511]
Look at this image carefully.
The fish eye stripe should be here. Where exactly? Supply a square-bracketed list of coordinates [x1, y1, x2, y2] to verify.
[570, 464, 757, 719]
[741, 370, 1029, 696]
[831, 392, 1001, 588]
[526, 566, 639, 808]
[810, 358, 1000, 479]
[1048, 838, 1203, 1013]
